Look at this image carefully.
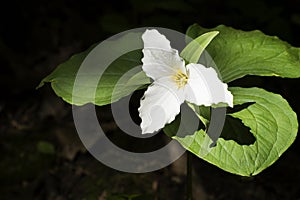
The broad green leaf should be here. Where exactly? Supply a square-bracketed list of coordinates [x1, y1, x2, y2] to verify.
[180, 31, 219, 63]
[38, 29, 220, 106]
[165, 87, 298, 176]
[186, 24, 300, 82]
[37, 46, 93, 104]
[38, 33, 151, 106]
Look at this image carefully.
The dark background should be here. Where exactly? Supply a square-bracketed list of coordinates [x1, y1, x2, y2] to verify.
[1, 0, 300, 199]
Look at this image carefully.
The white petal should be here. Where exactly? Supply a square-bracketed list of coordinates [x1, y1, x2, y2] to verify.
[184, 63, 233, 107]
[141, 29, 186, 80]
[142, 29, 172, 50]
[138, 79, 184, 134]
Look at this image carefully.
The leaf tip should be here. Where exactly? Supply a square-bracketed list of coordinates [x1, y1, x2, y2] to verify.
[36, 80, 45, 90]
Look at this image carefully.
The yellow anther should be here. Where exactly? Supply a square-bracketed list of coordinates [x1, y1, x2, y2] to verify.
[172, 70, 188, 89]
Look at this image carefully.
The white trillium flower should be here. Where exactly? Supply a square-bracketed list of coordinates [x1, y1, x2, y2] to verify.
[138, 29, 233, 134]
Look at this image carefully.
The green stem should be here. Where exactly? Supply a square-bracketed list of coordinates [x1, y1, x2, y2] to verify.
[186, 151, 193, 200]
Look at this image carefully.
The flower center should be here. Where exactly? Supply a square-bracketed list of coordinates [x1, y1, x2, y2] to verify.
[172, 70, 189, 89]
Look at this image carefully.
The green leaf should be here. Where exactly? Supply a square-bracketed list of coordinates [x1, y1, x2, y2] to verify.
[186, 24, 300, 82]
[37, 45, 93, 103]
[165, 87, 298, 176]
[180, 31, 219, 64]
[187, 103, 210, 128]
[37, 141, 55, 155]
[38, 33, 151, 106]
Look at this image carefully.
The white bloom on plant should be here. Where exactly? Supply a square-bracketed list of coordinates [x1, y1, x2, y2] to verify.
[138, 29, 233, 134]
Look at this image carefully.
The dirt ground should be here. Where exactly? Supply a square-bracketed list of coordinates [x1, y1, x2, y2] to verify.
[1, 0, 300, 199]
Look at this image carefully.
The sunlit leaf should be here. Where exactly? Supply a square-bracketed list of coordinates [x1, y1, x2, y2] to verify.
[165, 87, 298, 176]
[187, 24, 300, 82]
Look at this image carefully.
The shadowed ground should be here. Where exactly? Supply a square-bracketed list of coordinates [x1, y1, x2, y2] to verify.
[1, 0, 300, 199]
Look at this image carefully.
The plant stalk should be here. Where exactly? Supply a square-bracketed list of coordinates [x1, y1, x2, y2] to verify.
[186, 151, 193, 200]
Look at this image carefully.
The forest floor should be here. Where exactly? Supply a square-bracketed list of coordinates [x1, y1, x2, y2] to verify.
[1, 0, 300, 199]
[1, 93, 300, 200]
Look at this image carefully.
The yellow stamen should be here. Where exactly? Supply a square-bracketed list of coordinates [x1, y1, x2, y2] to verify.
[172, 70, 188, 89]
